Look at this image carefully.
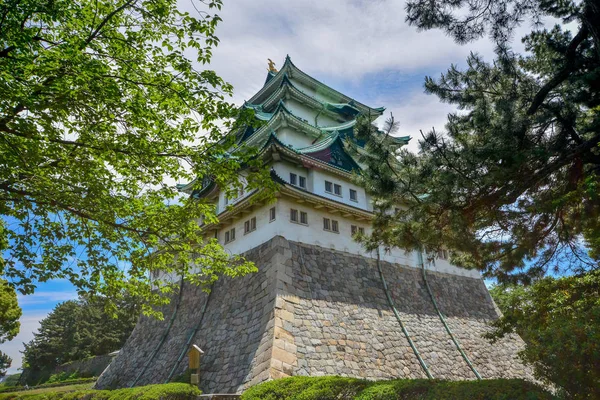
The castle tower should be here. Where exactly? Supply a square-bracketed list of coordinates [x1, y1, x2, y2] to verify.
[96, 57, 530, 393]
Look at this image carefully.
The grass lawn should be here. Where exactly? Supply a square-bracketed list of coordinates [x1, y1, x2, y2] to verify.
[0, 382, 94, 399]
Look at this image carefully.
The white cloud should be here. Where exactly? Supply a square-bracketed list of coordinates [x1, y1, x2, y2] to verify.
[179, 0, 546, 150]
[0, 313, 48, 375]
[17, 291, 78, 306]
[0, 291, 77, 375]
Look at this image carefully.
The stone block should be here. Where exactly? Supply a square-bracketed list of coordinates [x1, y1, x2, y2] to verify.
[272, 346, 297, 366]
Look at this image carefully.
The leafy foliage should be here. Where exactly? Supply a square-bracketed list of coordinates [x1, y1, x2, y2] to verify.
[0, 0, 272, 311]
[240, 376, 554, 400]
[488, 271, 600, 399]
[21, 295, 139, 385]
[0, 382, 200, 400]
[0, 279, 20, 377]
[353, 0, 600, 282]
[0, 353, 10, 379]
[0, 279, 20, 343]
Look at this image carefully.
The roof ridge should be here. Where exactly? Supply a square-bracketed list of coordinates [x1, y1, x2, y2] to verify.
[249, 56, 384, 116]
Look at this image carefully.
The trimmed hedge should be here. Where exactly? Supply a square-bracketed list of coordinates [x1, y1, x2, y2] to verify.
[241, 376, 555, 400]
[0, 378, 97, 394]
[0, 383, 200, 400]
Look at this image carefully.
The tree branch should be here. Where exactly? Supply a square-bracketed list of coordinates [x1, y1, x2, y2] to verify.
[527, 26, 589, 116]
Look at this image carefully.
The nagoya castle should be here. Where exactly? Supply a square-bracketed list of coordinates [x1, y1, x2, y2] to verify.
[96, 56, 530, 393]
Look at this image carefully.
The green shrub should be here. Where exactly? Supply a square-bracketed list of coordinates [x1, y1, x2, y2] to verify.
[241, 376, 555, 400]
[47, 372, 81, 384]
[242, 376, 368, 400]
[0, 383, 200, 400]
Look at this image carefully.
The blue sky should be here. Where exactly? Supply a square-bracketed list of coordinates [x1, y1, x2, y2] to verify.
[1, 0, 545, 375]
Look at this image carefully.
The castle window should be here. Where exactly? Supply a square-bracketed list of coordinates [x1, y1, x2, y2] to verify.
[300, 211, 308, 224]
[334, 184, 342, 196]
[332, 220, 339, 233]
[325, 181, 333, 193]
[299, 176, 306, 188]
[349, 189, 357, 201]
[244, 217, 256, 234]
[269, 207, 276, 222]
[291, 209, 308, 225]
[324, 218, 339, 233]
[290, 173, 297, 185]
[224, 228, 235, 244]
[351, 225, 365, 235]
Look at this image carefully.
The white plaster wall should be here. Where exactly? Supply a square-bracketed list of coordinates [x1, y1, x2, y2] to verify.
[311, 169, 368, 210]
[276, 127, 314, 149]
[272, 161, 310, 189]
[219, 198, 479, 278]
[271, 161, 370, 212]
[216, 173, 252, 214]
[216, 198, 375, 261]
[284, 98, 343, 128]
[156, 198, 479, 281]
[218, 202, 281, 256]
[290, 77, 341, 105]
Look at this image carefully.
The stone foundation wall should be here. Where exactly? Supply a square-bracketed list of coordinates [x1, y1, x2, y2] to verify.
[95, 238, 286, 393]
[96, 236, 530, 394]
[54, 354, 116, 378]
[284, 241, 529, 381]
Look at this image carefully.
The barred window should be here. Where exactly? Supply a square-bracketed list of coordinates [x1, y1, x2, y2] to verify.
[299, 176, 306, 188]
[300, 211, 308, 224]
[331, 220, 339, 233]
[349, 189, 357, 201]
[244, 217, 256, 234]
[224, 228, 236, 244]
[334, 184, 342, 196]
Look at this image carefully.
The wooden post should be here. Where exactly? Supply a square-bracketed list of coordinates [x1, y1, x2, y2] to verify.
[188, 345, 204, 386]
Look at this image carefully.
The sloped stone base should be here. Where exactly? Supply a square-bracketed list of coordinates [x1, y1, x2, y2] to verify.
[96, 236, 530, 393]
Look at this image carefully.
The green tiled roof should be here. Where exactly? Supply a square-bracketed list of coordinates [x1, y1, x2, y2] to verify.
[245, 76, 360, 120]
[178, 57, 410, 196]
[250, 56, 385, 117]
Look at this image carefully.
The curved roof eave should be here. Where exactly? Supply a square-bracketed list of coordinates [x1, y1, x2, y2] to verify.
[249, 56, 384, 117]
[284, 56, 385, 117]
[247, 77, 357, 122]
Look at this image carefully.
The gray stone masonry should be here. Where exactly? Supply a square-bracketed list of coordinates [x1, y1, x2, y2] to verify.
[95, 236, 530, 394]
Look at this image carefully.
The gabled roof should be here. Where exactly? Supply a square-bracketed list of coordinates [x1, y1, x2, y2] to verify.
[258, 131, 361, 174]
[239, 101, 361, 149]
[245, 76, 359, 121]
[249, 56, 384, 118]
